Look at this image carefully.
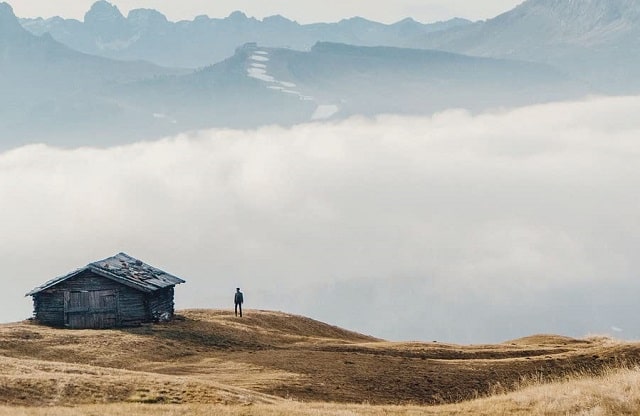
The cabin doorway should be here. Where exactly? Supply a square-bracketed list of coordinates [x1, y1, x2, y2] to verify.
[63, 290, 118, 329]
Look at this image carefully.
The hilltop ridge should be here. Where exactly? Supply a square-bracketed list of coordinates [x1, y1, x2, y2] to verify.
[1, 309, 639, 407]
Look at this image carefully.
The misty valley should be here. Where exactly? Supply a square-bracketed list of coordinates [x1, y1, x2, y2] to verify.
[2, 0, 639, 149]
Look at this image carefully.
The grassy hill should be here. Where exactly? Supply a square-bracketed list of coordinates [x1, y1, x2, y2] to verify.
[0, 309, 639, 414]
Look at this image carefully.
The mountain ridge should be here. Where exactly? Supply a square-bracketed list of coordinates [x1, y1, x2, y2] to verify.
[414, 0, 640, 92]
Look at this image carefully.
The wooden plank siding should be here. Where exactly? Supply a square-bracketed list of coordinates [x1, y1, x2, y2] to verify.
[64, 289, 118, 329]
[147, 287, 176, 321]
[32, 270, 175, 328]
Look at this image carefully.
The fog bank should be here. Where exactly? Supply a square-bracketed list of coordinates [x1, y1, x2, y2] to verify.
[2, 96, 639, 343]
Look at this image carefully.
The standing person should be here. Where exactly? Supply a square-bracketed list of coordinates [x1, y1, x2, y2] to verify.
[234, 288, 244, 317]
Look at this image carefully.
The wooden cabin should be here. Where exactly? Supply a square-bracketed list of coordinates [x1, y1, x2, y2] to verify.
[26, 252, 185, 329]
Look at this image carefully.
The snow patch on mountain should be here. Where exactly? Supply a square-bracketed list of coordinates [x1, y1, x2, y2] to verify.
[153, 113, 177, 124]
[96, 33, 141, 51]
[248, 65, 275, 82]
[311, 105, 339, 120]
[250, 54, 269, 62]
[246, 48, 338, 119]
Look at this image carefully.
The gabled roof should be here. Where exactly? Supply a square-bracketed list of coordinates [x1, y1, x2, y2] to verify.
[26, 252, 186, 296]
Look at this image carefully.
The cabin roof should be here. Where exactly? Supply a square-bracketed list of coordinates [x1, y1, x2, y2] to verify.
[26, 252, 186, 296]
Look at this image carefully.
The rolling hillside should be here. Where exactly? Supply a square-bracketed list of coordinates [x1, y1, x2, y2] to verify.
[1, 308, 639, 413]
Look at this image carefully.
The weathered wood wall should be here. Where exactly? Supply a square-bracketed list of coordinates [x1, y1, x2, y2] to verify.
[32, 270, 176, 328]
[147, 287, 175, 321]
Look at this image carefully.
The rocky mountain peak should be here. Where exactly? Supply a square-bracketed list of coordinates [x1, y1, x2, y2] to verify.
[127, 8, 168, 28]
[227, 10, 249, 21]
[0, 2, 24, 35]
[84, 1, 126, 25]
[0, 1, 12, 15]
[262, 14, 295, 26]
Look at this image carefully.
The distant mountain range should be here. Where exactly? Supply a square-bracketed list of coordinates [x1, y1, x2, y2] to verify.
[17, 0, 640, 94]
[19, 0, 472, 69]
[1, 0, 639, 148]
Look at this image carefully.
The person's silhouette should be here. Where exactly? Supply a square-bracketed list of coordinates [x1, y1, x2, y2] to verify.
[234, 288, 244, 317]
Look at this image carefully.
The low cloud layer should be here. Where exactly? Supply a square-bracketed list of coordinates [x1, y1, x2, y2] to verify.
[2, 96, 640, 343]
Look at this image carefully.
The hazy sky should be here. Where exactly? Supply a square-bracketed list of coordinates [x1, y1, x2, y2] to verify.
[3, 96, 640, 343]
[9, 0, 526, 23]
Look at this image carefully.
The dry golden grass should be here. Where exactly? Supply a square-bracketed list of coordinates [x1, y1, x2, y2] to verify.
[455, 366, 640, 415]
[1, 367, 640, 415]
[1, 309, 639, 414]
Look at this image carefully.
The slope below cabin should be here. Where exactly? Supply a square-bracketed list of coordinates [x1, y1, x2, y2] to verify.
[26, 253, 185, 329]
